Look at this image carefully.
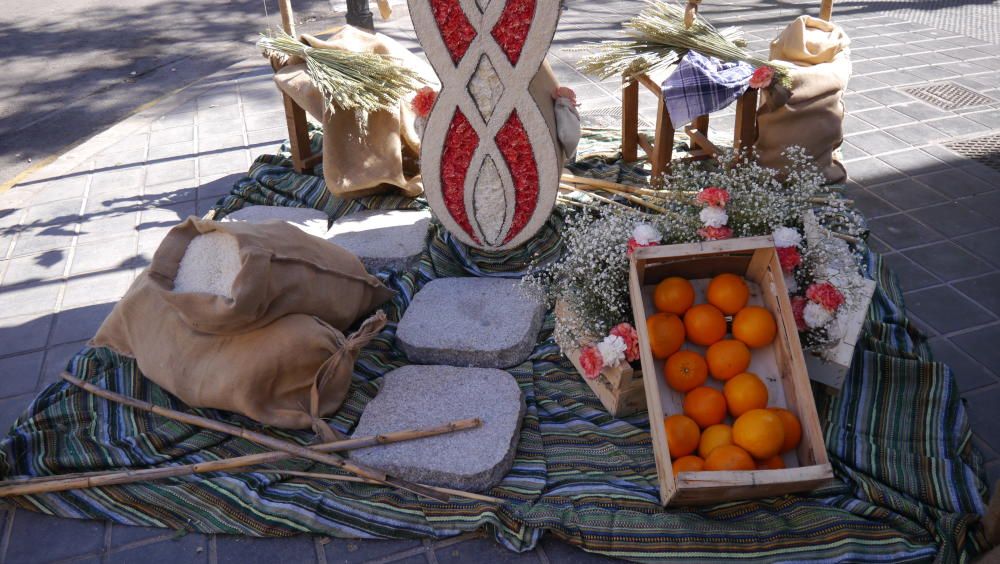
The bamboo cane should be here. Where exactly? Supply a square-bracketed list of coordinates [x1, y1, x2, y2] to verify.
[560, 183, 669, 214]
[249, 471, 503, 504]
[59, 373, 448, 502]
[0, 418, 482, 498]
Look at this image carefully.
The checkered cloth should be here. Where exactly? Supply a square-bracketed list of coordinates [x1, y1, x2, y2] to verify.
[662, 50, 753, 128]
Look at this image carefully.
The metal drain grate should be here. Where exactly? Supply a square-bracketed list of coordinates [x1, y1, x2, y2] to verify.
[901, 82, 996, 110]
[946, 133, 1000, 172]
[579, 106, 654, 130]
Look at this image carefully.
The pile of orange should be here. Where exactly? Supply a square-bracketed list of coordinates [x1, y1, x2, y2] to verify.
[649, 273, 800, 476]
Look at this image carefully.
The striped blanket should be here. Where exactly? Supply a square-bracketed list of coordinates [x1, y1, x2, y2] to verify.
[0, 148, 990, 562]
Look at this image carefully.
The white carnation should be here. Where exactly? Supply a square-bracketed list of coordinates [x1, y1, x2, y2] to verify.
[773, 226, 802, 248]
[803, 301, 832, 329]
[784, 273, 798, 293]
[632, 223, 662, 245]
[597, 334, 627, 367]
[699, 206, 728, 228]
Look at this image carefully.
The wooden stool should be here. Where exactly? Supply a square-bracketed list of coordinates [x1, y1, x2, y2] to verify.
[273, 0, 323, 175]
[620, 71, 759, 182]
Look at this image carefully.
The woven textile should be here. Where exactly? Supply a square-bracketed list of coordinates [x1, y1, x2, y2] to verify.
[662, 51, 753, 129]
[0, 146, 989, 562]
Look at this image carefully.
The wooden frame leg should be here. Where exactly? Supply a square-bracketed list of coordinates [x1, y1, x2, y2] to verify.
[283, 93, 313, 174]
[651, 96, 674, 183]
[734, 88, 759, 155]
[622, 79, 640, 163]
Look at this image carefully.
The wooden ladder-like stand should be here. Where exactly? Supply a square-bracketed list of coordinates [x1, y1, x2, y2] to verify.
[620, 0, 834, 181]
[273, 0, 323, 174]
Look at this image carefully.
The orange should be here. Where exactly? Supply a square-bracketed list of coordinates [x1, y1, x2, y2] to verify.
[698, 424, 733, 458]
[665, 350, 708, 392]
[647, 313, 685, 359]
[723, 372, 769, 418]
[706, 273, 750, 315]
[703, 444, 756, 471]
[732, 306, 777, 349]
[654, 277, 695, 315]
[672, 455, 705, 476]
[664, 414, 701, 459]
[732, 409, 785, 460]
[705, 339, 751, 381]
[769, 407, 802, 453]
[682, 386, 727, 429]
[683, 304, 727, 347]
[757, 455, 786, 470]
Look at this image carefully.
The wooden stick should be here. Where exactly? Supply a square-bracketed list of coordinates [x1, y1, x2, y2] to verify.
[251, 470, 503, 504]
[59, 373, 448, 502]
[0, 417, 482, 498]
[560, 183, 669, 214]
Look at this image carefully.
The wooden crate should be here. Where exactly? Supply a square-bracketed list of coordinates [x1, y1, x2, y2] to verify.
[629, 237, 834, 506]
[555, 300, 646, 416]
[564, 347, 646, 417]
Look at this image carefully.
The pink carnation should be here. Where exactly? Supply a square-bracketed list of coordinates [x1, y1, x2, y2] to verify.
[626, 237, 659, 256]
[806, 282, 845, 312]
[750, 66, 775, 89]
[777, 246, 802, 273]
[579, 345, 604, 380]
[610, 323, 640, 362]
[695, 186, 730, 208]
[791, 296, 808, 331]
[698, 226, 733, 241]
[411, 87, 437, 118]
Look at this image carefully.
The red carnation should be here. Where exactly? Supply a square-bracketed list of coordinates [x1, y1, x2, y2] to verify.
[750, 66, 775, 89]
[579, 345, 604, 380]
[806, 282, 845, 312]
[411, 87, 438, 118]
[698, 225, 733, 241]
[777, 246, 802, 273]
[695, 186, 730, 208]
[610, 323, 640, 362]
[791, 296, 808, 331]
[626, 237, 659, 256]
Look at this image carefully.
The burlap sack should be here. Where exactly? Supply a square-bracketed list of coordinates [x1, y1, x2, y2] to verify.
[145, 217, 393, 336]
[274, 26, 567, 199]
[92, 272, 386, 433]
[274, 26, 436, 199]
[755, 16, 852, 183]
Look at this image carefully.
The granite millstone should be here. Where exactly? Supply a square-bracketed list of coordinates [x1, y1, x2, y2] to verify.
[324, 209, 432, 272]
[349, 365, 525, 492]
[221, 205, 330, 237]
[395, 277, 544, 368]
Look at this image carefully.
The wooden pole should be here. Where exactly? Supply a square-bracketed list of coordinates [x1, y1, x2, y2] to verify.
[278, 0, 296, 36]
[59, 373, 448, 502]
[0, 418, 481, 498]
[819, 0, 834, 21]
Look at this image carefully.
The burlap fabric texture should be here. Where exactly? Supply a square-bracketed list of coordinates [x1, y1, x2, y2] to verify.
[91, 217, 392, 434]
[755, 16, 852, 183]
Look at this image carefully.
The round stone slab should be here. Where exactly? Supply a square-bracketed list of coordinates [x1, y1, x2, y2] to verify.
[349, 365, 525, 492]
[324, 209, 432, 273]
[221, 206, 329, 237]
[396, 277, 544, 368]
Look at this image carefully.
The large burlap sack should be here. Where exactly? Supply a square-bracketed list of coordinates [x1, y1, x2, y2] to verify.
[755, 16, 851, 183]
[92, 272, 386, 433]
[145, 217, 393, 336]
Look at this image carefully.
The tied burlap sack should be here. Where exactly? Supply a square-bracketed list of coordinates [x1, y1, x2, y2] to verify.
[274, 26, 437, 199]
[145, 217, 393, 336]
[92, 273, 387, 434]
[274, 25, 568, 199]
[755, 16, 852, 183]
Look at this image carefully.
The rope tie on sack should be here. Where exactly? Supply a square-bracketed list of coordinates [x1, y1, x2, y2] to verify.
[309, 310, 388, 441]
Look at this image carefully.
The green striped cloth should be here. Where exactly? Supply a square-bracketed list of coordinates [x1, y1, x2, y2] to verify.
[0, 148, 989, 562]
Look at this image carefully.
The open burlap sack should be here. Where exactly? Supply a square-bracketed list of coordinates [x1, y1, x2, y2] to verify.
[755, 16, 852, 183]
[145, 217, 393, 335]
[274, 25, 567, 200]
[92, 273, 386, 434]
